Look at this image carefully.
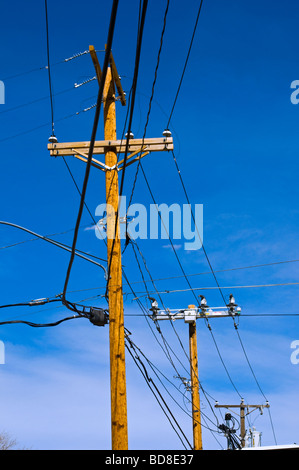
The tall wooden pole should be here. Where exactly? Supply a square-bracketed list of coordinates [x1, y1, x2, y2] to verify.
[240, 399, 246, 448]
[103, 66, 128, 450]
[189, 320, 203, 450]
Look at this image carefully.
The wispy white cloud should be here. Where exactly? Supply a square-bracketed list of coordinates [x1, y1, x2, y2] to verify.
[84, 225, 97, 232]
[162, 244, 182, 250]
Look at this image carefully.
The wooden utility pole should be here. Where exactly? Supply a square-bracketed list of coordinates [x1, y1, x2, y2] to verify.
[189, 319, 203, 450]
[47, 45, 174, 450]
[103, 65, 128, 450]
[215, 400, 270, 448]
[149, 299, 242, 450]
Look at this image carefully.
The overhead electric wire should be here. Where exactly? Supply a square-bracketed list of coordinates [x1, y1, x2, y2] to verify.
[0, 315, 84, 328]
[168, 148, 274, 416]
[127, 240, 232, 441]
[61, 156, 107, 245]
[0, 103, 98, 144]
[166, 0, 204, 128]
[123, 252, 241, 445]
[126, 0, 170, 210]
[131, 281, 299, 298]
[145, 0, 247, 403]
[164, 13, 274, 403]
[160, 0, 273, 419]
[60, 0, 119, 312]
[105, 0, 149, 298]
[126, 155, 244, 401]
[129, 238, 219, 412]
[129, 240, 184, 375]
[126, 335, 223, 449]
[127, 155, 245, 399]
[125, 334, 192, 450]
[46, 256, 299, 294]
[2, 49, 94, 82]
[0, 297, 61, 310]
[0, 223, 107, 261]
[45, 0, 55, 136]
[0, 85, 76, 116]
[168, 134, 277, 440]
[122, 311, 299, 318]
[40, 0, 276, 446]
[0, 220, 108, 274]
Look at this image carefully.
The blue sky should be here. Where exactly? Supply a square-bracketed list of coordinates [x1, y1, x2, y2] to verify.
[0, 0, 299, 450]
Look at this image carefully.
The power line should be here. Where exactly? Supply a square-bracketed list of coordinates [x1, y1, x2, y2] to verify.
[0, 220, 107, 274]
[123, 312, 299, 318]
[0, 315, 84, 328]
[170, 152, 276, 442]
[171, 149, 227, 306]
[0, 297, 61, 310]
[45, 0, 55, 137]
[0, 86, 75, 116]
[166, 0, 204, 128]
[0, 104, 97, 144]
[127, 332, 221, 434]
[43, 257, 299, 294]
[126, 166, 244, 400]
[131, 281, 299, 299]
[2, 50, 96, 82]
[160, 0, 273, 418]
[127, 238, 244, 416]
[168, 148, 271, 412]
[61, 156, 107, 245]
[129, 239, 222, 416]
[105, 0, 149, 298]
[126, 0, 170, 210]
[125, 333, 192, 449]
[61, 0, 119, 313]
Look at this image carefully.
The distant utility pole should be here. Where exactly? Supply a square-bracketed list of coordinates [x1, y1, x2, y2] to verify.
[47, 45, 174, 450]
[149, 296, 241, 450]
[215, 399, 270, 448]
[188, 318, 202, 450]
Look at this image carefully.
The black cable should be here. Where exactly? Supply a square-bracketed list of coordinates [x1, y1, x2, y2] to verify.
[0, 222, 106, 262]
[62, 0, 119, 311]
[47, 257, 299, 294]
[161, 0, 271, 415]
[170, 132, 275, 438]
[127, 0, 170, 211]
[0, 107, 91, 144]
[138, 162, 199, 305]
[126, 211, 243, 402]
[171, 149, 227, 306]
[127, 333, 221, 435]
[125, 335, 192, 450]
[2, 50, 91, 82]
[123, 260, 225, 445]
[61, 156, 107, 246]
[122, 267, 193, 388]
[122, 312, 299, 318]
[0, 86, 75, 116]
[45, 0, 55, 136]
[168, 151, 263, 402]
[105, 0, 148, 298]
[166, 0, 204, 128]
[0, 298, 61, 310]
[0, 315, 84, 328]
[0, 220, 107, 275]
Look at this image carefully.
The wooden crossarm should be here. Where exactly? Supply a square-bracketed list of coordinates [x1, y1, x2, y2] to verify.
[109, 51, 126, 106]
[48, 137, 173, 157]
